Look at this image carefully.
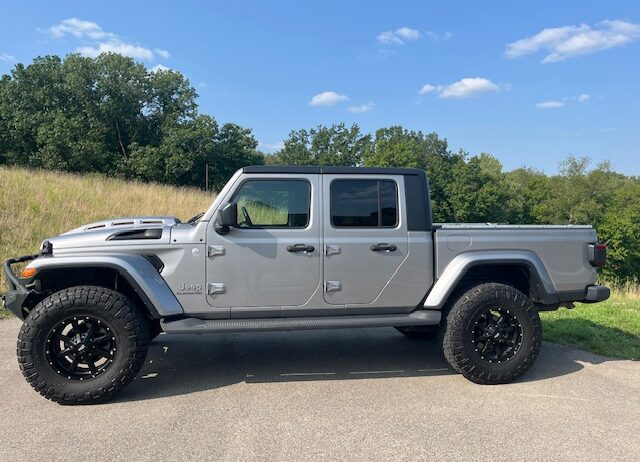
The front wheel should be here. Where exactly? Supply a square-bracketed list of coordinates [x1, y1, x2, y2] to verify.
[442, 283, 542, 384]
[17, 286, 150, 404]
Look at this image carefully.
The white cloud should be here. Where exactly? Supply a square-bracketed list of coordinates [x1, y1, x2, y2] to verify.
[377, 27, 421, 45]
[47, 17, 113, 40]
[46, 18, 169, 61]
[536, 93, 591, 109]
[420, 78, 502, 99]
[150, 64, 170, 73]
[505, 20, 640, 63]
[347, 102, 375, 113]
[424, 31, 454, 42]
[395, 27, 420, 41]
[0, 52, 16, 62]
[78, 41, 155, 60]
[440, 78, 500, 98]
[536, 100, 565, 109]
[154, 48, 170, 59]
[309, 91, 349, 107]
[419, 84, 438, 95]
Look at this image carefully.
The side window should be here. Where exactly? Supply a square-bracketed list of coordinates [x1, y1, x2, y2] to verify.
[233, 179, 311, 228]
[331, 179, 398, 228]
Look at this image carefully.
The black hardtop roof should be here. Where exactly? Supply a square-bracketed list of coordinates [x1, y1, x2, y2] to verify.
[242, 165, 425, 176]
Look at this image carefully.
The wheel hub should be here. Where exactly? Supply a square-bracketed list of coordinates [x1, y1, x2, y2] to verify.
[471, 308, 523, 364]
[45, 316, 116, 380]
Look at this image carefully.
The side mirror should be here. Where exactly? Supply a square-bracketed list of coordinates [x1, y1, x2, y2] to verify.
[215, 203, 237, 235]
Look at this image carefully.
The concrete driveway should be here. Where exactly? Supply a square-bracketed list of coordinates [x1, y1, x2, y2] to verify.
[1, 317, 639, 461]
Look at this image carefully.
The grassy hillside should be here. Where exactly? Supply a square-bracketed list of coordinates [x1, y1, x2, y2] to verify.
[0, 167, 638, 359]
[0, 166, 212, 292]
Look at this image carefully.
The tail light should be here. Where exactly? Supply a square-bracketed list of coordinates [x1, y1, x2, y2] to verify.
[588, 243, 607, 267]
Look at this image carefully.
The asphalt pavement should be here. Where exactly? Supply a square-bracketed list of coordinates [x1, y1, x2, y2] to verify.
[1, 317, 639, 461]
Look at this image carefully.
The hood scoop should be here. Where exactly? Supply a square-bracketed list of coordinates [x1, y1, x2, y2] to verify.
[107, 228, 164, 241]
[62, 216, 179, 235]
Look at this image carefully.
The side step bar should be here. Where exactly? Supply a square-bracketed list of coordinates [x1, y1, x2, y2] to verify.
[161, 310, 441, 334]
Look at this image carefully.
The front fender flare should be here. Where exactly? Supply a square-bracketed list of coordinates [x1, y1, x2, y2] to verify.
[423, 250, 558, 310]
[29, 254, 183, 318]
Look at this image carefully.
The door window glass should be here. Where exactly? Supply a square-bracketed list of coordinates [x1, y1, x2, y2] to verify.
[331, 179, 398, 228]
[233, 180, 310, 228]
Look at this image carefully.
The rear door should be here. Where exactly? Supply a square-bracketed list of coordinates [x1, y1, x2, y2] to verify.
[322, 174, 408, 305]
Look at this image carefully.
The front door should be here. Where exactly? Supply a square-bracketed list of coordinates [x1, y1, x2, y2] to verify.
[322, 175, 409, 306]
[206, 174, 321, 316]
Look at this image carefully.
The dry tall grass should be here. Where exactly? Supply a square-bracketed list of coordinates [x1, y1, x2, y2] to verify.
[0, 166, 213, 290]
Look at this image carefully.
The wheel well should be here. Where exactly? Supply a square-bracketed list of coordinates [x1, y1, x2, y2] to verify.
[23, 267, 157, 320]
[456, 264, 532, 299]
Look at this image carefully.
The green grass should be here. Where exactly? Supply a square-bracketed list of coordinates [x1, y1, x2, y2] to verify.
[541, 294, 640, 360]
[0, 309, 13, 320]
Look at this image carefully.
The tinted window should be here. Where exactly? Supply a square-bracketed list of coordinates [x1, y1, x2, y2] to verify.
[233, 180, 310, 228]
[331, 179, 398, 227]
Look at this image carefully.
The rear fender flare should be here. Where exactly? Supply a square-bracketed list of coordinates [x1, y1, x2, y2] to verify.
[423, 250, 558, 309]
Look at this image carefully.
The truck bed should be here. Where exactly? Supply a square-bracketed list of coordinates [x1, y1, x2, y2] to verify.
[433, 223, 597, 295]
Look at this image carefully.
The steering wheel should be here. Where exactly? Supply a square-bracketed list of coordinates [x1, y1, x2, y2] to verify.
[241, 206, 253, 227]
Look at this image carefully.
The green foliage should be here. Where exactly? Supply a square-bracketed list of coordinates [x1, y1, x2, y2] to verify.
[266, 123, 371, 167]
[0, 53, 264, 188]
[597, 185, 640, 280]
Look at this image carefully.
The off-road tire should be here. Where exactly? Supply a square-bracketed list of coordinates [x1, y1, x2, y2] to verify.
[17, 286, 149, 404]
[441, 283, 542, 384]
[395, 326, 439, 340]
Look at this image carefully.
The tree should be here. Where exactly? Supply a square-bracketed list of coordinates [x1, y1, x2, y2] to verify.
[0, 53, 263, 189]
[596, 185, 640, 281]
[504, 168, 552, 224]
[208, 123, 264, 191]
[364, 127, 463, 222]
[267, 123, 371, 166]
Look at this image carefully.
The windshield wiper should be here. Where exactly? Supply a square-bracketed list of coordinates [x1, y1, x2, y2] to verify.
[187, 212, 205, 224]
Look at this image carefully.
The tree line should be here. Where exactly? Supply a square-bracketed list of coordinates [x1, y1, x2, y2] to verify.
[1, 54, 638, 281]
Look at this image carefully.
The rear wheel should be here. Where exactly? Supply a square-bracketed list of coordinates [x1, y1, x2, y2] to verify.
[17, 286, 149, 404]
[441, 283, 541, 384]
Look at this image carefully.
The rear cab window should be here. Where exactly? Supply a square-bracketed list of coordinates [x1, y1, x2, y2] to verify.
[330, 179, 398, 228]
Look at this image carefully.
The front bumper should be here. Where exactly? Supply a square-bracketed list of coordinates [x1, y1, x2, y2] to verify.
[583, 285, 610, 303]
[2, 254, 39, 319]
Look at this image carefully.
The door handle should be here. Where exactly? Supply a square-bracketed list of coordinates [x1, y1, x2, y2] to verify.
[287, 244, 315, 253]
[370, 243, 397, 252]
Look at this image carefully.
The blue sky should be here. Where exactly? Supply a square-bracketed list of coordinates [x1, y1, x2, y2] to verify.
[1, 1, 639, 174]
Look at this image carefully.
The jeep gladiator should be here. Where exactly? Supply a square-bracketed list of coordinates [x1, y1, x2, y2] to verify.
[3, 166, 609, 404]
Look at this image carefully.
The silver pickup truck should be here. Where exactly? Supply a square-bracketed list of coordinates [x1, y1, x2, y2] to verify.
[3, 166, 609, 404]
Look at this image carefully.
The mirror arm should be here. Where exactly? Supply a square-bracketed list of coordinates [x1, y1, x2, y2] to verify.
[214, 222, 230, 235]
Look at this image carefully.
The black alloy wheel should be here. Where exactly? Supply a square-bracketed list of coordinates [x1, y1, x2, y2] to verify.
[470, 308, 523, 364]
[45, 316, 117, 380]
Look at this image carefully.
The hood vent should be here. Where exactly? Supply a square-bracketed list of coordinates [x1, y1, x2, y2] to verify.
[106, 228, 163, 241]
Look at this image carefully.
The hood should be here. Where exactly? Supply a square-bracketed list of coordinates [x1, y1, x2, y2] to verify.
[46, 216, 179, 251]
